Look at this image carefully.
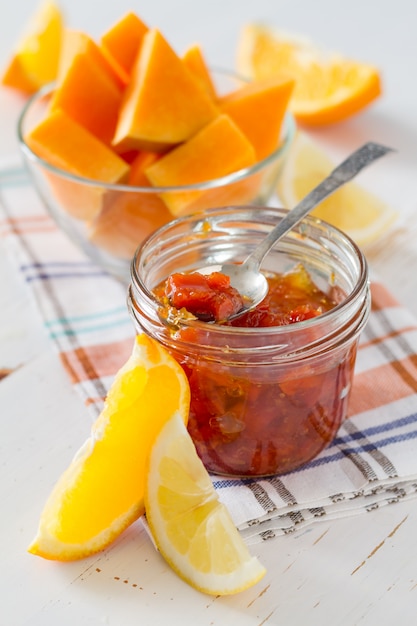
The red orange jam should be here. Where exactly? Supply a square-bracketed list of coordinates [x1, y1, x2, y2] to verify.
[154, 264, 355, 476]
[165, 271, 244, 322]
[164, 264, 337, 325]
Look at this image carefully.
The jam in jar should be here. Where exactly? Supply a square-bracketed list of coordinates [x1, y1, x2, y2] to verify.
[128, 207, 370, 477]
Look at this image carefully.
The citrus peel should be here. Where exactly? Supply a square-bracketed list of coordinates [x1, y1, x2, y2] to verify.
[237, 23, 382, 125]
[1, 1, 63, 94]
[28, 333, 190, 561]
[145, 412, 266, 595]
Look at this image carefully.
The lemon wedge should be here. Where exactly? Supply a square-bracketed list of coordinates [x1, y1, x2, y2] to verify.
[145, 412, 266, 595]
[277, 132, 398, 247]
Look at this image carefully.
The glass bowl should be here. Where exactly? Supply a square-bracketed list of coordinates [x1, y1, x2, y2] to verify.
[17, 70, 296, 283]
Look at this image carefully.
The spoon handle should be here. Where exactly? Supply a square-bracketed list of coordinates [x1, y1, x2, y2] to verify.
[246, 142, 394, 270]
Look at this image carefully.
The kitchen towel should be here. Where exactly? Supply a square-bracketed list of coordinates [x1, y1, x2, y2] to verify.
[1, 178, 417, 545]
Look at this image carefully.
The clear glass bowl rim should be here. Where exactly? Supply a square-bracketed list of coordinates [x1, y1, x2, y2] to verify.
[17, 69, 296, 194]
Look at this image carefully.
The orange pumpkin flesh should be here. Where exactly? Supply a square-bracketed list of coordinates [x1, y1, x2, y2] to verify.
[127, 150, 160, 185]
[182, 44, 218, 100]
[112, 28, 219, 153]
[25, 109, 130, 220]
[144, 113, 257, 216]
[100, 12, 149, 86]
[50, 29, 124, 146]
[17, 10, 294, 255]
[219, 77, 294, 160]
[89, 151, 171, 258]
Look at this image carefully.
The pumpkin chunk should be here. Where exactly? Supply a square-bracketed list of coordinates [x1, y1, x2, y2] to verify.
[100, 12, 149, 85]
[50, 29, 124, 146]
[89, 151, 171, 258]
[182, 44, 217, 100]
[144, 113, 257, 216]
[219, 77, 294, 160]
[112, 28, 219, 153]
[128, 150, 161, 185]
[25, 109, 130, 220]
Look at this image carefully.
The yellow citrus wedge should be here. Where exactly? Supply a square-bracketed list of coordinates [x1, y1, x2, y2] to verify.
[1, 0, 63, 94]
[277, 132, 398, 247]
[28, 333, 190, 561]
[145, 412, 266, 596]
[237, 23, 382, 125]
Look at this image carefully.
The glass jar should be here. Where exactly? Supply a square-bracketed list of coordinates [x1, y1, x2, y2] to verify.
[128, 206, 370, 477]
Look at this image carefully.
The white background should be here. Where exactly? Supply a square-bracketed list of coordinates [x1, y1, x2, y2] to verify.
[1, 1, 417, 624]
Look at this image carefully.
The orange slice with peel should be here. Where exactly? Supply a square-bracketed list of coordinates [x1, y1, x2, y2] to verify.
[237, 23, 382, 125]
[1, 0, 63, 94]
[145, 412, 266, 595]
[28, 333, 190, 561]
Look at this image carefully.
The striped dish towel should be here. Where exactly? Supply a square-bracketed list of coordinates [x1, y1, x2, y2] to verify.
[1, 179, 417, 545]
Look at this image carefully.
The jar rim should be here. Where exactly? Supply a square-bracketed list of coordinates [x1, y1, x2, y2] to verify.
[130, 205, 369, 339]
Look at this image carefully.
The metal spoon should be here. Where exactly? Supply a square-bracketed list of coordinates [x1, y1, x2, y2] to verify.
[207, 142, 394, 320]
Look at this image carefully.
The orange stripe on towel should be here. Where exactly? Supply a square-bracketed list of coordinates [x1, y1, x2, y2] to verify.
[60, 336, 135, 384]
[0, 214, 57, 237]
[370, 282, 400, 310]
[349, 355, 417, 415]
[359, 325, 417, 352]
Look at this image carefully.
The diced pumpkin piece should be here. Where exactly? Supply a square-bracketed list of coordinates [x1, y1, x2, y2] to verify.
[112, 28, 219, 153]
[56, 28, 123, 87]
[118, 149, 142, 164]
[89, 151, 171, 258]
[180, 169, 264, 216]
[182, 44, 217, 100]
[219, 77, 294, 160]
[128, 150, 161, 185]
[1, 0, 63, 94]
[100, 12, 149, 86]
[50, 29, 124, 146]
[89, 191, 172, 259]
[145, 113, 257, 216]
[25, 108, 130, 182]
[25, 109, 130, 220]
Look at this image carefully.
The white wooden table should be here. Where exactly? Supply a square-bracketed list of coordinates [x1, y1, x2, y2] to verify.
[1, 1, 417, 624]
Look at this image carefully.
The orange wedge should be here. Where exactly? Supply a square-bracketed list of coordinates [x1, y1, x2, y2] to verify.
[28, 334, 190, 561]
[1, 1, 63, 94]
[237, 23, 382, 125]
[145, 412, 266, 595]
